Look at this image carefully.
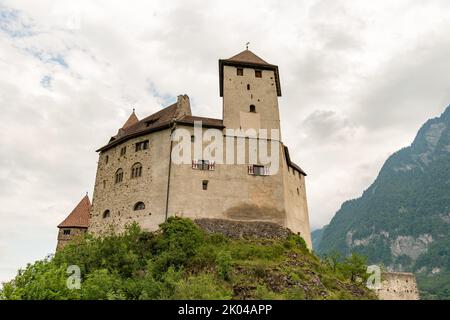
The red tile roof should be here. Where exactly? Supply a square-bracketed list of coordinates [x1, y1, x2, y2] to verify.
[58, 195, 91, 228]
[122, 111, 139, 129]
[97, 103, 223, 152]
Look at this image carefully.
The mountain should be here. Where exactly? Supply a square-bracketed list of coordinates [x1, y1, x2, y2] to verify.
[311, 225, 327, 250]
[317, 105, 450, 300]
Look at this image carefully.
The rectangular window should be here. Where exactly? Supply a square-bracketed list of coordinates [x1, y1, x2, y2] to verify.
[120, 146, 127, 156]
[105, 155, 109, 164]
[248, 164, 269, 176]
[255, 70, 262, 78]
[136, 140, 149, 152]
[191, 135, 195, 143]
[63, 229, 71, 235]
[237, 68, 243, 76]
[192, 160, 215, 171]
[202, 180, 208, 190]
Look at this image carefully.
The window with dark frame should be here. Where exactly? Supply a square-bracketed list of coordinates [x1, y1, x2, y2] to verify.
[120, 146, 127, 156]
[131, 163, 143, 178]
[202, 180, 208, 190]
[105, 155, 109, 164]
[135, 140, 149, 152]
[237, 68, 243, 76]
[115, 168, 124, 183]
[191, 135, 195, 143]
[63, 229, 71, 235]
[255, 70, 262, 78]
[249, 105, 256, 113]
[247, 84, 251, 90]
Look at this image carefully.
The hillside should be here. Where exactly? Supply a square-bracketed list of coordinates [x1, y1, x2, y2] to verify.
[317, 105, 450, 299]
[0, 218, 376, 300]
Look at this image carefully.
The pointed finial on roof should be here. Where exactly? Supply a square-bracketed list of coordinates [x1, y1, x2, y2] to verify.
[133, 108, 135, 113]
[122, 109, 139, 129]
[246, 42, 250, 50]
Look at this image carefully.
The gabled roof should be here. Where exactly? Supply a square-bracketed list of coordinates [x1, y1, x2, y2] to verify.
[58, 195, 91, 228]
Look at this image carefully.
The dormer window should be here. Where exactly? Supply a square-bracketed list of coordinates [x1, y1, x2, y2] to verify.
[237, 68, 243, 76]
[255, 70, 262, 78]
[249, 105, 256, 113]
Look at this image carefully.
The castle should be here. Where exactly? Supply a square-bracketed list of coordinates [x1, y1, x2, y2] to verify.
[57, 49, 312, 250]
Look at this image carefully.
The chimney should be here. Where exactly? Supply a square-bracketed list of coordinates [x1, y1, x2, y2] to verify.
[176, 94, 192, 118]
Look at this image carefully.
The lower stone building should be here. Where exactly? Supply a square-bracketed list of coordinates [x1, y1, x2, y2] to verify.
[376, 272, 420, 300]
[56, 195, 91, 250]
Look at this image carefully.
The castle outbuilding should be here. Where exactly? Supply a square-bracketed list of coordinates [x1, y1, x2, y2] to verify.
[57, 50, 312, 249]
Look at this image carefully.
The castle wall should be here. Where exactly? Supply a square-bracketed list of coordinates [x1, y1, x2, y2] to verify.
[376, 272, 420, 300]
[282, 154, 312, 249]
[89, 129, 172, 234]
[168, 126, 286, 226]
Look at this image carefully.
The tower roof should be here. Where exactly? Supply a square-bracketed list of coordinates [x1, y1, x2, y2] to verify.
[122, 110, 139, 129]
[219, 49, 282, 97]
[58, 195, 91, 228]
[227, 50, 271, 66]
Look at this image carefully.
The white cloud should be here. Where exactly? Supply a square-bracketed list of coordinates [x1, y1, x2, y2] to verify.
[1, 0, 450, 283]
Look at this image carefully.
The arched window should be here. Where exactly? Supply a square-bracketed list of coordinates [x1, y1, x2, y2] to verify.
[103, 210, 111, 218]
[249, 105, 256, 113]
[115, 168, 123, 183]
[131, 162, 143, 178]
[133, 202, 145, 211]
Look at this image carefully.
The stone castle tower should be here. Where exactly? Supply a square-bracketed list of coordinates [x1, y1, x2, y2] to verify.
[57, 50, 312, 249]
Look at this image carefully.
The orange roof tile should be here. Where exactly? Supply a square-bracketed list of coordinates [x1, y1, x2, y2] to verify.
[122, 110, 139, 129]
[227, 50, 271, 66]
[58, 195, 91, 228]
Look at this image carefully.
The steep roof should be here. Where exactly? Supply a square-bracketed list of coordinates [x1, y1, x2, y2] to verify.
[58, 195, 91, 228]
[219, 50, 282, 97]
[122, 110, 139, 129]
[97, 101, 223, 152]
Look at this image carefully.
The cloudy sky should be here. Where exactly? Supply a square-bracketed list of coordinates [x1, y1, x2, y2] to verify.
[1, 0, 450, 283]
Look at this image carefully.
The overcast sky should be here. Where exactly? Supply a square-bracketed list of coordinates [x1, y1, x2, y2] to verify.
[1, 0, 450, 284]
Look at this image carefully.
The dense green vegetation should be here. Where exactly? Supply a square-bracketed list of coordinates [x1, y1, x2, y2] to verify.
[0, 218, 376, 300]
[317, 105, 450, 300]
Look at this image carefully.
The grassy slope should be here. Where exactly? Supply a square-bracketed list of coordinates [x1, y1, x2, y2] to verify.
[0, 218, 376, 300]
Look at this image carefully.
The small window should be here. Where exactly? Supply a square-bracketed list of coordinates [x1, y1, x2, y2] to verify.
[255, 70, 262, 78]
[249, 105, 256, 113]
[105, 155, 109, 164]
[191, 135, 195, 143]
[247, 84, 251, 90]
[63, 229, 71, 235]
[103, 180, 106, 189]
[297, 188, 300, 195]
[103, 210, 111, 218]
[248, 164, 269, 176]
[131, 163, 143, 178]
[115, 168, 124, 183]
[133, 202, 145, 211]
[192, 160, 215, 170]
[136, 140, 149, 152]
[120, 146, 127, 156]
[202, 180, 208, 190]
[237, 68, 243, 76]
